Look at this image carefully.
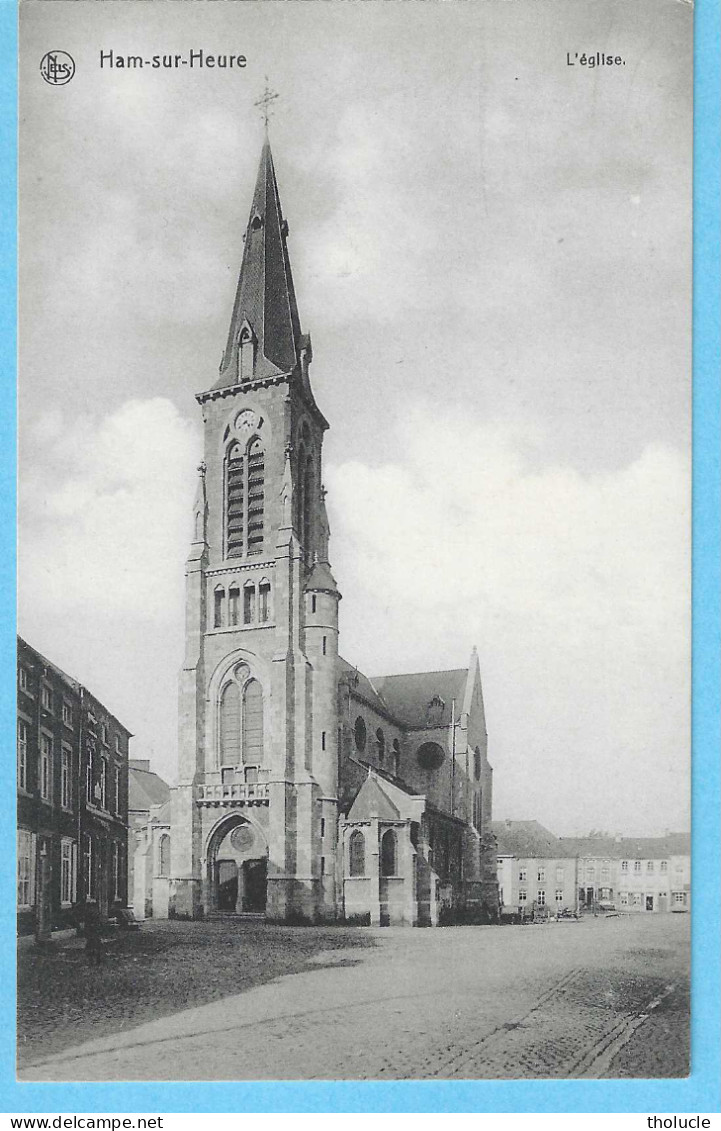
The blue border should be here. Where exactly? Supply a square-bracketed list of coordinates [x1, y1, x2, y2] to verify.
[2, 0, 719, 1113]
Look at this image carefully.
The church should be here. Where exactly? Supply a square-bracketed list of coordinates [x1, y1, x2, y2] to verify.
[133, 138, 498, 927]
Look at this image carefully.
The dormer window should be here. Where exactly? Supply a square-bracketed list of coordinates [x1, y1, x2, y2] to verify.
[239, 327, 255, 382]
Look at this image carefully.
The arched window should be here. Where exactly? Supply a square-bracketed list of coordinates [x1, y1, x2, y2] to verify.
[220, 681, 241, 764]
[243, 581, 256, 624]
[247, 438, 264, 554]
[226, 442, 245, 558]
[239, 327, 255, 381]
[474, 747, 482, 779]
[242, 679, 263, 765]
[228, 585, 240, 627]
[354, 716, 367, 752]
[158, 834, 171, 878]
[349, 830, 365, 877]
[381, 829, 397, 877]
[376, 728, 385, 765]
[392, 739, 401, 777]
[214, 587, 225, 629]
[259, 579, 271, 623]
[303, 455, 314, 561]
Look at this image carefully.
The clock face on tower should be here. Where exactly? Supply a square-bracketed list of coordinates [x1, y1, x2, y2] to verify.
[235, 410, 256, 439]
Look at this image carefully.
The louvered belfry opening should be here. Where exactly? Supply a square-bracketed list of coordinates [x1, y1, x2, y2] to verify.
[226, 442, 245, 558]
[225, 437, 265, 559]
[219, 677, 264, 767]
[220, 681, 241, 763]
[247, 438, 265, 554]
[242, 679, 264, 764]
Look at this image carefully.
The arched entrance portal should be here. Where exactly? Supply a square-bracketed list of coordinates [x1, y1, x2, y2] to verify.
[206, 814, 268, 914]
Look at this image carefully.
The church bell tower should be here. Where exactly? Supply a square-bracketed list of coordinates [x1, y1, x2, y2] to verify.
[170, 138, 341, 922]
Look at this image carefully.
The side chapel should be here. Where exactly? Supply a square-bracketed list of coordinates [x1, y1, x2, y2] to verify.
[134, 139, 498, 926]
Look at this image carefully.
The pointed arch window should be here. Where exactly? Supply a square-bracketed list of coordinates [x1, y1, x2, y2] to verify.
[219, 681, 241, 764]
[376, 728, 385, 766]
[214, 587, 225, 629]
[302, 454, 314, 561]
[349, 830, 366, 877]
[259, 578, 271, 623]
[228, 585, 240, 627]
[243, 580, 256, 624]
[381, 829, 397, 877]
[247, 438, 265, 554]
[226, 442, 245, 559]
[242, 679, 263, 765]
[158, 834, 171, 878]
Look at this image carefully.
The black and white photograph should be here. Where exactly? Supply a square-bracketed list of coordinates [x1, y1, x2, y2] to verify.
[17, 0, 692, 1084]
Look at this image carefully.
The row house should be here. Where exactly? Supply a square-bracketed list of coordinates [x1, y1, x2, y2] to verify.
[17, 637, 131, 935]
[559, 834, 691, 913]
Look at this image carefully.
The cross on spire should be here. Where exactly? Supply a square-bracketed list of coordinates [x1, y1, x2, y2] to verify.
[254, 79, 279, 132]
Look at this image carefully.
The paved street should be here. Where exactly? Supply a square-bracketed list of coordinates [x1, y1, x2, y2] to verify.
[18, 913, 689, 1082]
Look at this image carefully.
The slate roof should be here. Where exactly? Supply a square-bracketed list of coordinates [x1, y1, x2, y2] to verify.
[557, 833, 690, 859]
[491, 820, 575, 859]
[368, 669, 468, 728]
[214, 139, 302, 389]
[129, 763, 171, 813]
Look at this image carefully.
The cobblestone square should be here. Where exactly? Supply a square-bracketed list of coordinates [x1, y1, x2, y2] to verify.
[19, 912, 690, 1081]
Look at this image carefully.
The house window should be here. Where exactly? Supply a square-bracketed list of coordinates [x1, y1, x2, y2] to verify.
[100, 759, 108, 809]
[519, 869, 527, 882]
[660, 860, 668, 873]
[60, 839, 76, 905]
[18, 667, 28, 693]
[243, 581, 256, 624]
[632, 892, 642, 907]
[634, 860, 641, 872]
[556, 866, 564, 883]
[392, 739, 401, 776]
[112, 841, 121, 900]
[40, 734, 52, 802]
[376, 728, 385, 765]
[621, 860, 629, 872]
[114, 766, 120, 814]
[246, 438, 265, 554]
[62, 702, 72, 727]
[259, 580, 271, 622]
[228, 585, 240, 626]
[519, 890, 527, 903]
[226, 441, 245, 558]
[115, 734, 122, 754]
[86, 745, 94, 802]
[41, 685, 52, 712]
[673, 891, 687, 906]
[647, 861, 654, 873]
[61, 746, 72, 810]
[159, 834, 171, 878]
[537, 867, 545, 882]
[101, 723, 108, 745]
[619, 892, 628, 906]
[243, 679, 264, 764]
[17, 830, 35, 908]
[537, 890, 546, 906]
[214, 587, 225, 628]
[674, 862, 684, 873]
[381, 829, 397, 877]
[83, 834, 95, 899]
[17, 721, 28, 791]
[348, 829, 365, 876]
[555, 889, 564, 902]
[601, 866, 610, 880]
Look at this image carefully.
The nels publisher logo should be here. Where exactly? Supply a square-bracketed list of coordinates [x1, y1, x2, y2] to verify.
[40, 50, 75, 86]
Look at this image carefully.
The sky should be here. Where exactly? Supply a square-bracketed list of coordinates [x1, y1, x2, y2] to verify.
[18, 0, 692, 836]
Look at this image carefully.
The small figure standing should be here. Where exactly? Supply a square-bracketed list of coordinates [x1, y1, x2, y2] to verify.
[83, 898, 104, 965]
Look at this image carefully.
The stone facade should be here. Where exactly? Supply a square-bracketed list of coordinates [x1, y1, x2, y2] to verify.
[148, 139, 497, 926]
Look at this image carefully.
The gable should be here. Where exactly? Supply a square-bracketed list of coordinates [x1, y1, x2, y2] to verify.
[347, 775, 401, 821]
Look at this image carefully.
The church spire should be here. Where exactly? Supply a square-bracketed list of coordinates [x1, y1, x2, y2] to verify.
[215, 140, 302, 389]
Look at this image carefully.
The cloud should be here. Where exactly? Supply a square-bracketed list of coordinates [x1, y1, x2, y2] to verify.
[19, 398, 201, 622]
[326, 406, 690, 834]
